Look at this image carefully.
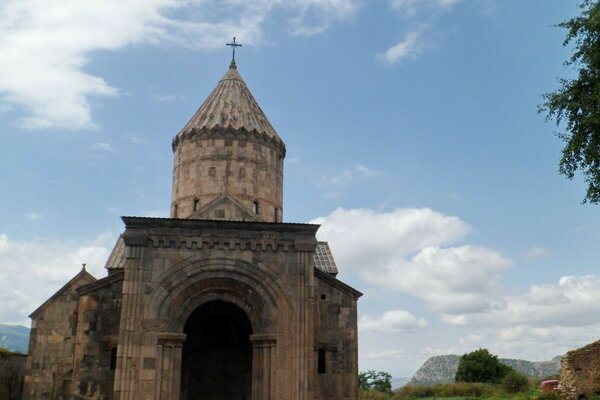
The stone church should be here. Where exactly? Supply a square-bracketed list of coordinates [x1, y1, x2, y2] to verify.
[23, 55, 362, 400]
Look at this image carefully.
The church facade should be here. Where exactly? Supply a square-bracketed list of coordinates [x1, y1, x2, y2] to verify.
[22, 59, 361, 400]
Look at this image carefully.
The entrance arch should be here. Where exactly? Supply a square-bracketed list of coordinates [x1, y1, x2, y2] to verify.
[181, 300, 252, 400]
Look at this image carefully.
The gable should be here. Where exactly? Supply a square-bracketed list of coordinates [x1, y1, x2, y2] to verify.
[29, 268, 96, 319]
[189, 195, 259, 221]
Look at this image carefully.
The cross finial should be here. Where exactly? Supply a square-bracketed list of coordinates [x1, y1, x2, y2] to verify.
[226, 36, 242, 69]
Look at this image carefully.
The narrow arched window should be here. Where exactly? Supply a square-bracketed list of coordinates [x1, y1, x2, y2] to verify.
[110, 347, 118, 371]
[173, 204, 178, 218]
[193, 198, 199, 211]
[253, 200, 259, 214]
[318, 348, 326, 374]
[274, 207, 278, 222]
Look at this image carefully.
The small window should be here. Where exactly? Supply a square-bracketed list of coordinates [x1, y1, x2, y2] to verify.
[208, 167, 216, 177]
[193, 198, 199, 211]
[318, 348, 326, 374]
[110, 347, 118, 371]
[274, 207, 278, 222]
[252, 200, 259, 214]
[215, 210, 225, 218]
[320, 294, 327, 300]
[173, 204, 178, 218]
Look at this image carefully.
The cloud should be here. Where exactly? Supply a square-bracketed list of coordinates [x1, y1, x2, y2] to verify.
[312, 208, 512, 315]
[0, 232, 113, 325]
[92, 142, 115, 152]
[376, 31, 422, 65]
[24, 213, 42, 221]
[360, 310, 427, 332]
[0, 0, 360, 130]
[526, 246, 549, 260]
[453, 275, 600, 329]
[390, 0, 462, 15]
[368, 245, 511, 315]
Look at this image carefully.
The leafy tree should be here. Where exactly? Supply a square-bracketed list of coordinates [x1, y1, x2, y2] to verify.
[358, 370, 392, 392]
[501, 370, 530, 393]
[540, 0, 600, 203]
[455, 348, 511, 384]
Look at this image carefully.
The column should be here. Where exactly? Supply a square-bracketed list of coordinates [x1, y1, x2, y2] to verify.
[156, 332, 187, 400]
[250, 334, 277, 400]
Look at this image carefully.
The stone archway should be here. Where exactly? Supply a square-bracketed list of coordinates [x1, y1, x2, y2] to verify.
[181, 300, 252, 400]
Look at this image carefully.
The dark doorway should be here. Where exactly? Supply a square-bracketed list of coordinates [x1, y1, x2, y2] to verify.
[181, 301, 253, 400]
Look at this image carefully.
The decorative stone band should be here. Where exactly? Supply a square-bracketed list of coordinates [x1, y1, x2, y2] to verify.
[157, 332, 187, 345]
[250, 333, 277, 348]
[172, 126, 286, 156]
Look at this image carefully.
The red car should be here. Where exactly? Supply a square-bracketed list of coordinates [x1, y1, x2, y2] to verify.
[541, 380, 559, 391]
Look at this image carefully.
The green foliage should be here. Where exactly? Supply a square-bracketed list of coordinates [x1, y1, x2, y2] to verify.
[455, 348, 512, 384]
[359, 389, 396, 400]
[537, 390, 559, 400]
[359, 370, 393, 393]
[501, 370, 530, 393]
[540, 0, 600, 203]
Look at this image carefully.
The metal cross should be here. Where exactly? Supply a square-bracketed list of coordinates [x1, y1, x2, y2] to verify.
[226, 37, 242, 62]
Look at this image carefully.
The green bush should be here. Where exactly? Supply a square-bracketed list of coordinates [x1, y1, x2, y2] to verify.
[359, 370, 393, 393]
[394, 384, 434, 398]
[455, 348, 512, 384]
[359, 389, 395, 400]
[432, 382, 498, 398]
[537, 390, 559, 400]
[502, 370, 530, 393]
[394, 382, 498, 399]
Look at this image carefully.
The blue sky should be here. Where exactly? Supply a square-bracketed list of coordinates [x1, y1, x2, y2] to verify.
[1, 0, 600, 378]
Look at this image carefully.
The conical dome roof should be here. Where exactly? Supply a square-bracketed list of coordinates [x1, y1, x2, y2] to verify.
[176, 64, 281, 142]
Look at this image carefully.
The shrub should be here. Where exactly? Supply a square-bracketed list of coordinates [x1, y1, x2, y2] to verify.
[537, 390, 559, 400]
[502, 370, 530, 393]
[359, 370, 393, 393]
[394, 382, 497, 399]
[431, 382, 497, 398]
[359, 389, 395, 400]
[455, 348, 512, 383]
[394, 384, 433, 398]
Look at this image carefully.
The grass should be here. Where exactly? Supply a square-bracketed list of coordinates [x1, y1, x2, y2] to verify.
[360, 382, 548, 400]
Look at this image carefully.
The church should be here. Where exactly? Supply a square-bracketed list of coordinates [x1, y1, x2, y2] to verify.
[22, 47, 362, 400]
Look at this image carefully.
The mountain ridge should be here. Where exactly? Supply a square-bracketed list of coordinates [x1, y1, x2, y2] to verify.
[0, 323, 30, 354]
[409, 354, 561, 386]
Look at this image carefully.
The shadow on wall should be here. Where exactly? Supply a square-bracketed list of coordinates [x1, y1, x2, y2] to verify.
[0, 348, 26, 400]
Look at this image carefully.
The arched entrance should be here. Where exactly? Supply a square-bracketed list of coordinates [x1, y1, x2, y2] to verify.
[181, 300, 253, 400]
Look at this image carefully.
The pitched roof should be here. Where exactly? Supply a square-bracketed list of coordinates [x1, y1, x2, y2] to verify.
[314, 241, 338, 276]
[29, 267, 96, 318]
[176, 64, 281, 142]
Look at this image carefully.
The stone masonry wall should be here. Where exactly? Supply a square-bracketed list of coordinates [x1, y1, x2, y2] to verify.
[560, 339, 600, 400]
[23, 271, 95, 400]
[0, 350, 26, 400]
[314, 272, 359, 400]
[71, 274, 123, 400]
[171, 131, 284, 222]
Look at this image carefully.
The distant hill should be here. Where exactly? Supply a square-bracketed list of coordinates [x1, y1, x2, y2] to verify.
[391, 377, 411, 389]
[0, 324, 30, 354]
[409, 354, 561, 386]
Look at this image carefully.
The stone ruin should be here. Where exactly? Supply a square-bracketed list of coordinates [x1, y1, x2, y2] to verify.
[560, 339, 600, 399]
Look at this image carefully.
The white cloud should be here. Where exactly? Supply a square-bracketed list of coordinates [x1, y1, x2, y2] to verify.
[0, 0, 359, 130]
[360, 310, 427, 332]
[526, 246, 549, 260]
[0, 232, 113, 325]
[454, 275, 600, 329]
[24, 213, 42, 221]
[92, 142, 115, 152]
[368, 245, 512, 315]
[312, 208, 512, 315]
[376, 31, 422, 65]
[363, 350, 405, 360]
[312, 207, 470, 269]
[390, 0, 462, 15]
